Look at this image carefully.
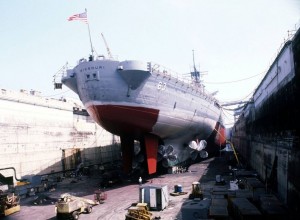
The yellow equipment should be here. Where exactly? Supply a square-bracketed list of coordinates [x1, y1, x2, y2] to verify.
[213, 127, 240, 166]
[0, 192, 20, 216]
[226, 141, 240, 165]
[125, 203, 152, 220]
[55, 193, 99, 220]
[189, 182, 203, 199]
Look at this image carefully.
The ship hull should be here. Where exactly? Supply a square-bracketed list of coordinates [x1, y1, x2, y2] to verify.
[62, 59, 225, 174]
[87, 104, 159, 138]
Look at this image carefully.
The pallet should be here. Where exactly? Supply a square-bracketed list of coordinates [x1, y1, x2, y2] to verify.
[169, 192, 188, 196]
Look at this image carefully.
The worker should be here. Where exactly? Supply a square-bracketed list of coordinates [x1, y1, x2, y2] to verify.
[99, 164, 104, 174]
[139, 177, 142, 185]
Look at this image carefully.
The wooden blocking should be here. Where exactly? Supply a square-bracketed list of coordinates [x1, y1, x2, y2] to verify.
[259, 195, 287, 220]
[212, 198, 228, 207]
[181, 198, 211, 220]
[209, 198, 229, 220]
[211, 186, 229, 199]
[230, 198, 262, 220]
[244, 178, 266, 201]
[209, 206, 229, 220]
[234, 189, 253, 199]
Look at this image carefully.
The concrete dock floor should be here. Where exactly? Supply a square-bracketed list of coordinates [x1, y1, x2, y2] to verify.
[3, 156, 291, 220]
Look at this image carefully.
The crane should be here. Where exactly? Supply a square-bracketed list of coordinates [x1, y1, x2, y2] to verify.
[101, 33, 113, 59]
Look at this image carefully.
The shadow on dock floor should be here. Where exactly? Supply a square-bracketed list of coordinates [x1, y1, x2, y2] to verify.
[4, 156, 295, 219]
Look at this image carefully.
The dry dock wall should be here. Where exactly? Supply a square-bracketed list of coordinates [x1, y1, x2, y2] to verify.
[0, 89, 120, 184]
[231, 27, 300, 215]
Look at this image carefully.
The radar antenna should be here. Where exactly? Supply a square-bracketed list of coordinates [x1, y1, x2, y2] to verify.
[191, 50, 207, 85]
[191, 50, 201, 84]
[101, 33, 113, 59]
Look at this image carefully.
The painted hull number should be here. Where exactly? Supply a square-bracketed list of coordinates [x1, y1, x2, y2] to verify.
[157, 82, 166, 90]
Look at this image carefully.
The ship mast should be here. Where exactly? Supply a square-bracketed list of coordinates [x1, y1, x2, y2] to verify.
[191, 50, 201, 84]
[85, 9, 94, 58]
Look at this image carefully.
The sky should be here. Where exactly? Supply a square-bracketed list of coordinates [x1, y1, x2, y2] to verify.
[1, 0, 300, 127]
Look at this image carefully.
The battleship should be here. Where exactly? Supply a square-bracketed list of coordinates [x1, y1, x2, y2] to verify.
[61, 51, 226, 174]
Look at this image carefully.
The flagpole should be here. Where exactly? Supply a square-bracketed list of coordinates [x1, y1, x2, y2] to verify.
[86, 8, 94, 57]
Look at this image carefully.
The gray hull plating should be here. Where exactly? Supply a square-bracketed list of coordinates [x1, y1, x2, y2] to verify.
[62, 58, 223, 166]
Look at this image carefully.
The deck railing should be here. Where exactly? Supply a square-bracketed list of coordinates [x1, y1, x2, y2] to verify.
[148, 61, 218, 103]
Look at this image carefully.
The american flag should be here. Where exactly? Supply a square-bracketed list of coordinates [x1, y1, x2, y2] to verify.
[68, 11, 88, 24]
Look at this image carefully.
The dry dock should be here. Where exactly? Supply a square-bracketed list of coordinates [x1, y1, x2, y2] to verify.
[230, 23, 300, 216]
[2, 156, 294, 220]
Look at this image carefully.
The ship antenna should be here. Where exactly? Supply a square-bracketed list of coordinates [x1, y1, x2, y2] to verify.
[101, 33, 113, 59]
[192, 50, 197, 74]
[191, 50, 200, 84]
